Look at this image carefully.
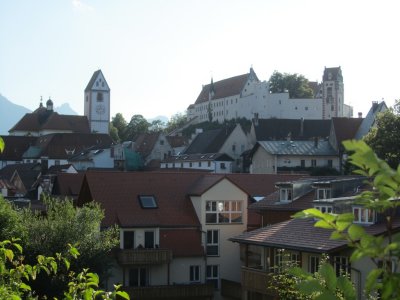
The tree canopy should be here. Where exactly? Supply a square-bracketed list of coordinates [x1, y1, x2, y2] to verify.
[268, 71, 314, 98]
[363, 107, 400, 169]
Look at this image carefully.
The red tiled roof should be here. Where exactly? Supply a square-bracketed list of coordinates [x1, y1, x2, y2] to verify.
[231, 218, 400, 253]
[195, 73, 250, 104]
[78, 172, 211, 228]
[9, 110, 90, 134]
[160, 229, 204, 257]
[53, 173, 85, 198]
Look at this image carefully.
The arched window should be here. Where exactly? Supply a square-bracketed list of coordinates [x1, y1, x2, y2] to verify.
[97, 92, 103, 102]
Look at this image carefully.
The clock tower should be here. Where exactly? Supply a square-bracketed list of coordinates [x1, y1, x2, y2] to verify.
[84, 70, 110, 134]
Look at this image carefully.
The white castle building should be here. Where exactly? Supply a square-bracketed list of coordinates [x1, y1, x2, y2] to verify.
[187, 67, 353, 123]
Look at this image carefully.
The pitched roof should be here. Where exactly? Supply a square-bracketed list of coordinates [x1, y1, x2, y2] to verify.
[249, 190, 315, 211]
[355, 101, 388, 139]
[332, 117, 363, 147]
[257, 140, 337, 156]
[134, 132, 161, 158]
[195, 71, 256, 104]
[84, 70, 101, 92]
[78, 172, 213, 228]
[183, 127, 236, 154]
[9, 110, 90, 134]
[253, 119, 331, 141]
[0, 163, 41, 180]
[230, 218, 400, 253]
[52, 173, 85, 199]
[0, 136, 37, 161]
[22, 133, 113, 159]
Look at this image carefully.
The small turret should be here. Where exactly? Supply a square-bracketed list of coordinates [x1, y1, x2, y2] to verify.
[46, 98, 54, 111]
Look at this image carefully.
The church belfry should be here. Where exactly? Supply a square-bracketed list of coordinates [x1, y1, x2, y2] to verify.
[322, 67, 344, 119]
[84, 70, 110, 134]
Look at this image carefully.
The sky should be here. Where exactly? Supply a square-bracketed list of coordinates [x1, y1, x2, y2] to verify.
[1, 0, 399, 122]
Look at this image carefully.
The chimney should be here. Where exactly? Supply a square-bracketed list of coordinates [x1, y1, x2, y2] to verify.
[358, 112, 362, 118]
[372, 101, 378, 112]
[314, 137, 319, 148]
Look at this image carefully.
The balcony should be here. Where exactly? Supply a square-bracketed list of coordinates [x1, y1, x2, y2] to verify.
[241, 266, 274, 295]
[123, 283, 214, 300]
[117, 248, 173, 265]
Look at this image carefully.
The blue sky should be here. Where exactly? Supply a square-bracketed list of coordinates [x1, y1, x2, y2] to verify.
[1, 0, 399, 121]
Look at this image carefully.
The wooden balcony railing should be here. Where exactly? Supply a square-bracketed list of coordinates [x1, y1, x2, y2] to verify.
[123, 283, 214, 300]
[117, 248, 172, 265]
[241, 266, 274, 295]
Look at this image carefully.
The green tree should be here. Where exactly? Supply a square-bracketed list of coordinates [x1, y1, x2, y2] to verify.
[16, 197, 119, 298]
[268, 71, 314, 98]
[364, 108, 400, 169]
[109, 122, 120, 142]
[0, 198, 25, 243]
[149, 119, 165, 132]
[165, 112, 187, 134]
[292, 140, 400, 299]
[0, 239, 129, 300]
[125, 114, 150, 140]
[110, 113, 128, 141]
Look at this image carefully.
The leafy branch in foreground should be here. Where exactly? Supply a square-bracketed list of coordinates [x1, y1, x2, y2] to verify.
[0, 239, 129, 300]
[292, 140, 400, 299]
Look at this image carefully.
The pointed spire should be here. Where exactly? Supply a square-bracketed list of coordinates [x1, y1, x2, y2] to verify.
[209, 77, 215, 100]
[39, 96, 43, 108]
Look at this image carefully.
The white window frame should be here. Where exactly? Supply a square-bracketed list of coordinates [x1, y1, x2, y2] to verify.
[280, 188, 293, 202]
[206, 265, 219, 289]
[314, 205, 333, 214]
[206, 230, 219, 256]
[334, 256, 350, 277]
[309, 255, 320, 273]
[353, 207, 375, 224]
[317, 188, 331, 200]
[190, 265, 200, 282]
[205, 200, 242, 224]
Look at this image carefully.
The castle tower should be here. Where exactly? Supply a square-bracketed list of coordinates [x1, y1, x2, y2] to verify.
[84, 70, 110, 133]
[322, 67, 344, 119]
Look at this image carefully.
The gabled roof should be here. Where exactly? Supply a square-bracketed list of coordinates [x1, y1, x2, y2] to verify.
[52, 173, 85, 199]
[355, 101, 388, 139]
[332, 117, 363, 147]
[230, 218, 400, 253]
[256, 140, 337, 156]
[22, 133, 113, 159]
[0, 163, 41, 180]
[253, 119, 331, 141]
[11, 168, 41, 192]
[134, 132, 162, 158]
[183, 126, 236, 154]
[0, 136, 37, 161]
[195, 69, 258, 104]
[85, 70, 106, 92]
[78, 172, 214, 228]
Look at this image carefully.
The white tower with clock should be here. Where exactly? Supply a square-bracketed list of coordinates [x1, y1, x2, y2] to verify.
[84, 70, 110, 134]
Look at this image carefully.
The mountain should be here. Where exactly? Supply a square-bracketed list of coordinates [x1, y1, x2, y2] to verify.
[147, 115, 169, 124]
[0, 94, 31, 135]
[55, 103, 78, 115]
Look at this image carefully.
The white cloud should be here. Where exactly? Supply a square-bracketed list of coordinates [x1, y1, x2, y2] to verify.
[72, 0, 93, 12]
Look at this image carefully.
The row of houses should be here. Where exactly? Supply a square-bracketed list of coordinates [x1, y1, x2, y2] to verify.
[26, 170, 395, 300]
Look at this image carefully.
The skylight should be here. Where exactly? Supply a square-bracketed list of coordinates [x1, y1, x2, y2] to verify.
[138, 195, 158, 208]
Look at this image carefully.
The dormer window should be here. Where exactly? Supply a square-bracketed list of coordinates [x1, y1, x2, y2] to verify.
[280, 188, 292, 202]
[353, 207, 375, 224]
[317, 188, 331, 200]
[138, 195, 158, 208]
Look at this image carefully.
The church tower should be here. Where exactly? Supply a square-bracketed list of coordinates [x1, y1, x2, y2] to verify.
[84, 70, 110, 133]
[322, 67, 344, 119]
